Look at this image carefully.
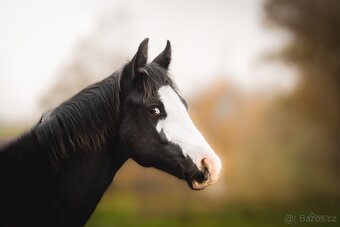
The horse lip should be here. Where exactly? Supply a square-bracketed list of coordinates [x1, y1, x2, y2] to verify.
[184, 167, 211, 190]
[186, 172, 214, 190]
[189, 179, 213, 190]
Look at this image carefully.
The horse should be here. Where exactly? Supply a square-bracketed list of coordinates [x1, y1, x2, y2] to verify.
[0, 39, 222, 227]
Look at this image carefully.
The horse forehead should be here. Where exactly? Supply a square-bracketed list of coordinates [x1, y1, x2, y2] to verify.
[158, 86, 186, 114]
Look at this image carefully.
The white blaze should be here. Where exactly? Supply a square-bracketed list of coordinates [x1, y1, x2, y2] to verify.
[156, 85, 222, 183]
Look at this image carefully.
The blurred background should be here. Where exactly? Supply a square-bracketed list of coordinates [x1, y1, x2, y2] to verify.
[0, 0, 339, 226]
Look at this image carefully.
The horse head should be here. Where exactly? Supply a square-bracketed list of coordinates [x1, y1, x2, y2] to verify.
[119, 39, 222, 190]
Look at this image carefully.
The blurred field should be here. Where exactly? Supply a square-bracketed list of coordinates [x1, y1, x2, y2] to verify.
[1, 0, 340, 226]
[86, 192, 339, 227]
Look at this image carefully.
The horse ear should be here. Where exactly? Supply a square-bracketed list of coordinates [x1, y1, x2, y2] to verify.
[132, 38, 149, 75]
[152, 40, 171, 70]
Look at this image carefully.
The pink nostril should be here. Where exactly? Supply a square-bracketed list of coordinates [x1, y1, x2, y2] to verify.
[192, 156, 222, 189]
[201, 158, 211, 172]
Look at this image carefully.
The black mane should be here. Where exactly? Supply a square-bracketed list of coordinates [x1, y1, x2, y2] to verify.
[35, 72, 121, 168]
[35, 63, 176, 169]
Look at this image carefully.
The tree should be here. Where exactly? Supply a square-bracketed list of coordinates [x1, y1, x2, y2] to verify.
[264, 0, 340, 195]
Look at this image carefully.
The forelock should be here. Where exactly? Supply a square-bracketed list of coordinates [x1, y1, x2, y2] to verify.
[139, 63, 178, 101]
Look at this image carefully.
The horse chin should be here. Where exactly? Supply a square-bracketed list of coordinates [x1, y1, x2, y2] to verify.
[184, 167, 216, 190]
[187, 179, 213, 191]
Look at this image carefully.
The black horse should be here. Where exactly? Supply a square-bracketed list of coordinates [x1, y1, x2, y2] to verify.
[0, 39, 221, 227]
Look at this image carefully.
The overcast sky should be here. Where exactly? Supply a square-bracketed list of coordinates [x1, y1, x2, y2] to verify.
[0, 0, 296, 123]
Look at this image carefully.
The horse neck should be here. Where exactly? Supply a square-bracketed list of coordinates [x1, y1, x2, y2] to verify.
[0, 128, 128, 226]
[55, 136, 128, 225]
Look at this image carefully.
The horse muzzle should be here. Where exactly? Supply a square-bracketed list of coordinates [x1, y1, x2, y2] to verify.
[187, 156, 222, 190]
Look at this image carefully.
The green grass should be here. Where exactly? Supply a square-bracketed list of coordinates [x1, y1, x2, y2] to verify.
[86, 191, 340, 227]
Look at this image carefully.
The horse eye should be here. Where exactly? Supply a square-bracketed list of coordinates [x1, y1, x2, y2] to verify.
[148, 106, 161, 116]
